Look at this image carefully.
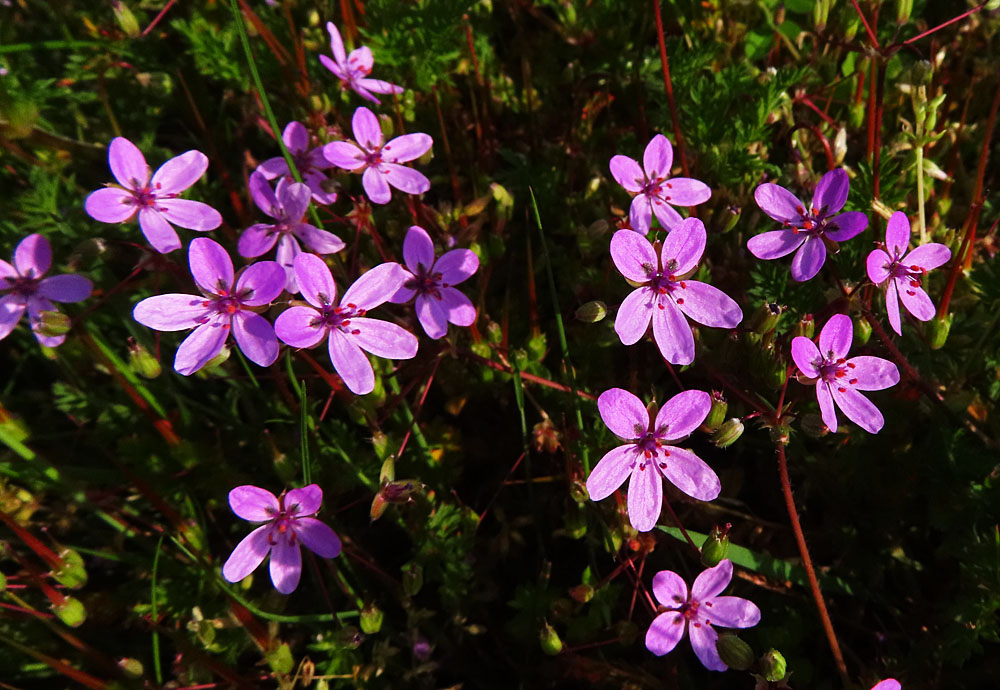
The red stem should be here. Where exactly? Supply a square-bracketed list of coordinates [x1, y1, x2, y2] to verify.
[849, 0, 880, 48]
[652, 0, 689, 176]
[903, 3, 986, 45]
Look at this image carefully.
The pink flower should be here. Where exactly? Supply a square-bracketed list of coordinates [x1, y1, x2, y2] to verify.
[389, 225, 478, 339]
[323, 107, 432, 205]
[586, 388, 720, 532]
[609, 134, 711, 233]
[222, 484, 341, 594]
[85, 137, 222, 253]
[870, 681, 901, 690]
[646, 559, 761, 671]
[274, 253, 417, 395]
[0, 234, 92, 346]
[133, 238, 285, 375]
[257, 121, 338, 205]
[319, 22, 403, 105]
[748, 168, 868, 281]
[791, 314, 900, 434]
[611, 219, 742, 365]
[238, 171, 345, 293]
[865, 212, 951, 336]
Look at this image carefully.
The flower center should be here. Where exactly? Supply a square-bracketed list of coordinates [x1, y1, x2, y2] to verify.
[788, 204, 828, 236]
[888, 260, 925, 293]
[818, 353, 858, 390]
[4, 275, 40, 297]
[130, 186, 161, 209]
[404, 264, 447, 299]
[641, 176, 672, 202]
[679, 598, 701, 620]
[315, 302, 367, 335]
[364, 148, 383, 167]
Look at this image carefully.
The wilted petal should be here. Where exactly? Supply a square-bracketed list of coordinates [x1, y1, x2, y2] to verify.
[645, 611, 686, 656]
[282, 121, 308, 154]
[704, 595, 761, 629]
[174, 320, 229, 375]
[0, 294, 26, 341]
[383, 133, 433, 163]
[651, 195, 684, 231]
[885, 212, 910, 258]
[436, 248, 479, 286]
[133, 293, 209, 331]
[652, 296, 695, 365]
[614, 287, 654, 346]
[904, 243, 951, 271]
[37, 275, 91, 303]
[629, 194, 652, 234]
[189, 238, 234, 294]
[898, 283, 935, 321]
[342, 262, 407, 310]
[659, 446, 720, 502]
[295, 517, 341, 558]
[651, 569, 688, 607]
[643, 134, 673, 179]
[598, 387, 648, 440]
[349, 317, 418, 359]
[609, 155, 645, 193]
[85, 188, 137, 223]
[754, 183, 804, 222]
[586, 445, 636, 501]
[674, 281, 742, 329]
[846, 356, 899, 391]
[108, 137, 149, 189]
[294, 253, 337, 308]
[232, 311, 278, 367]
[691, 559, 733, 600]
[627, 461, 662, 532]
[351, 106, 383, 150]
[812, 168, 849, 214]
[383, 164, 430, 196]
[295, 224, 345, 255]
[747, 230, 803, 260]
[689, 621, 726, 671]
[832, 386, 884, 433]
[323, 141, 366, 171]
[403, 225, 435, 273]
[886, 279, 902, 335]
[229, 485, 279, 521]
[14, 234, 51, 278]
[269, 536, 302, 594]
[817, 382, 838, 433]
[238, 224, 278, 258]
[661, 217, 705, 276]
[790, 237, 826, 282]
[328, 330, 374, 395]
[157, 199, 222, 232]
[818, 313, 853, 359]
[237, 261, 285, 306]
[362, 166, 392, 204]
[222, 524, 271, 583]
[286, 484, 323, 516]
[790, 336, 821, 378]
[610, 230, 657, 283]
[326, 22, 346, 65]
[439, 288, 475, 326]
[151, 150, 209, 194]
[866, 249, 892, 284]
[825, 211, 868, 242]
[274, 306, 327, 348]
[415, 294, 448, 339]
[663, 178, 711, 206]
[655, 390, 710, 441]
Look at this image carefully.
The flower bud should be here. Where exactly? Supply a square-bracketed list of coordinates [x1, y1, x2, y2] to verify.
[722, 205, 741, 233]
[53, 595, 86, 628]
[769, 421, 791, 446]
[927, 313, 952, 349]
[895, 0, 913, 25]
[569, 584, 594, 603]
[854, 315, 872, 345]
[574, 300, 607, 323]
[795, 314, 814, 339]
[716, 634, 755, 671]
[112, 1, 141, 38]
[379, 456, 395, 484]
[843, 17, 860, 42]
[711, 418, 744, 448]
[813, 0, 829, 32]
[700, 524, 731, 567]
[331, 626, 364, 649]
[486, 320, 502, 345]
[800, 413, 829, 438]
[539, 621, 563, 655]
[360, 602, 384, 634]
[849, 100, 865, 129]
[118, 658, 144, 678]
[748, 302, 784, 334]
[703, 391, 728, 432]
[909, 59, 933, 86]
[36, 310, 71, 337]
[401, 562, 423, 597]
[128, 340, 161, 379]
[761, 649, 788, 682]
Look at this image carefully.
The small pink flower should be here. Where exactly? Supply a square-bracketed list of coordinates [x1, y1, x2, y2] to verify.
[865, 212, 951, 336]
[222, 484, 341, 594]
[389, 225, 478, 339]
[319, 22, 403, 105]
[609, 134, 711, 233]
[85, 137, 222, 253]
[645, 559, 761, 671]
[586, 388, 720, 532]
[257, 121, 338, 206]
[323, 107, 432, 205]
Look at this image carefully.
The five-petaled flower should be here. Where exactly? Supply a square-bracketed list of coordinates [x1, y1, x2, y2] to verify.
[609, 134, 711, 233]
[222, 484, 341, 594]
[389, 225, 478, 339]
[133, 238, 285, 375]
[865, 212, 951, 336]
[274, 253, 417, 395]
[85, 137, 222, 254]
[586, 388, 720, 532]
[748, 168, 868, 282]
[645, 559, 761, 671]
[319, 22, 403, 105]
[238, 171, 346, 293]
[323, 107, 433, 205]
[0, 234, 92, 346]
[257, 121, 339, 205]
[791, 313, 900, 434]
[611, 219, 743, 365]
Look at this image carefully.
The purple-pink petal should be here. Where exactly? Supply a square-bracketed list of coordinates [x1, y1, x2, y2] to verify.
[642, 134, 673, 179]
[435, 248, 479, 286]
[108, 137, 149, 189]
[790, 336, 821, 378]
[415, 294, 448, 339]
[691, 559, 733, 601]
[348, 317, 418, 360]
[249, 171, 279, 217]
[356, 77, 403, 97]
[286, 484, 323, 516]
[14, 234, 51, 278]
[871, 680, 901, 690]
[747, 229, 804, 260]
[347, 46, 374, 76]
[383, 163, 431, 196]
[238, 224, 278, 258]
[704, 596, 761, 629]
[282, 121, 308, 154]
[319, 52, 347, 81]
[651, 569, 688, 607]
[189, 238, 234, 294]
[645, 611, 686, 656]
[296, 224, 345, 255]
[351, 106, 383, 151]
[174, 320, 229, 376]
[689, 621, 726, 671]
[341, 262, 407, 311]
[133, 293, 210, 331]
[157, 198, 223, 232]
[897, 281, 936, 321]
[236, 261, 285, 306]
[0, 294, 26, 341]
[627, 460, 662, 532]
[27, 297, 65, 347]
[886, 279, 902, 335]
[137, 208, 181, 254]
[866, 248, 892, 284]
[326, 22, 347, 65]
[256, 156, 289, 179]
[597, 387, 648, 440]
[323, 141, 366, 171]
[150, 150, 209, 194]
[654, 390, 710, 441]
[614, 288, 654, 346]
[824, 211, 868, 242]
[610, 230, 657, 283]
[609, 155, 644, 193]
[652, 296, 695, 365]
[650, 196, 684, 232]
[818, 313, 853, 359]
[658, 446, 721, 502]
[817, 382, 839, 433]
[661, 217, 705, 276]
[586, 445, 635, 501]
[845, 356, 900, 391]
[831, 386, 884, 434]
[328, 329, 375, 395]
[295, 517, 342, 558]
[277, 181, 312, 221]
[232, 311, 279, 367]
[885, 211, 910, 257]
[269, 536, 302, 594]
[293, 253, 337, 308]
[812, 168, 849, 214]
[222, 524, 272, 583]
[383, 133, 433, 163]
[904, 243, 951, 271]
[37, 275, 92, 303]
[662, 178, 711, 206]
[439, 288, 475, 326]
[362, 166, 392, 204]
[229, 485, 280, 522]
[274, 306, 327, 349]
[85, 188, 136, 223]
[790, 236, 826, 282]
[403, 225, 435, 273]
[673, 281, 743, 329]
[754, 183, 804, 222]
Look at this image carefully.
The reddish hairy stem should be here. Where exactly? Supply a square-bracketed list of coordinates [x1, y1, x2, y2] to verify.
[652, 0, 689, 177]
[903, 3, 987, 45]
[849, 0, 879, 48]
[0, 511, 65, 570]
[776, 443, 849, 684]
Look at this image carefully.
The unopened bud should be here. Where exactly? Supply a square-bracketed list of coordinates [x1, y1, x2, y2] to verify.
[128, 340, 161, 379]
[112, 1, 141, 38]
[748, 302, 784, 334]
[769, 422, 791, 446]
[761, 649, 788, 682]
[795, 314, 815, 339]
[711, 419, 744, 448]
[927, 313, 952, 349]
[401, 562, 423, 596]
[843, 17, 860, 42]
[369, 492, 388, 521]
[813, 0, 829, 32]
[703, 391, 728, 432]
[360, 602, 384, 634]
[722, 205, 741, 233]
[716, 634, 755, 671]
[800, 413, 829, 438]
[379, 456, 395, 484]
[381, 479, 421, 504]
[36, 310, 71, 337]
[569, 584, 594, 603]
[910, 59, 933, 86]
[332, 626, 364, 649]
[486, 320, 502, 345]
[849, 100, 865, 129]
[854, 316, 872, 345]
[645, 399, 659, 422]
[574, 300, 607, 323]
[539, 621, 563, 655]
[895, 0, 913, 25]
[701, 524, 731, 567]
